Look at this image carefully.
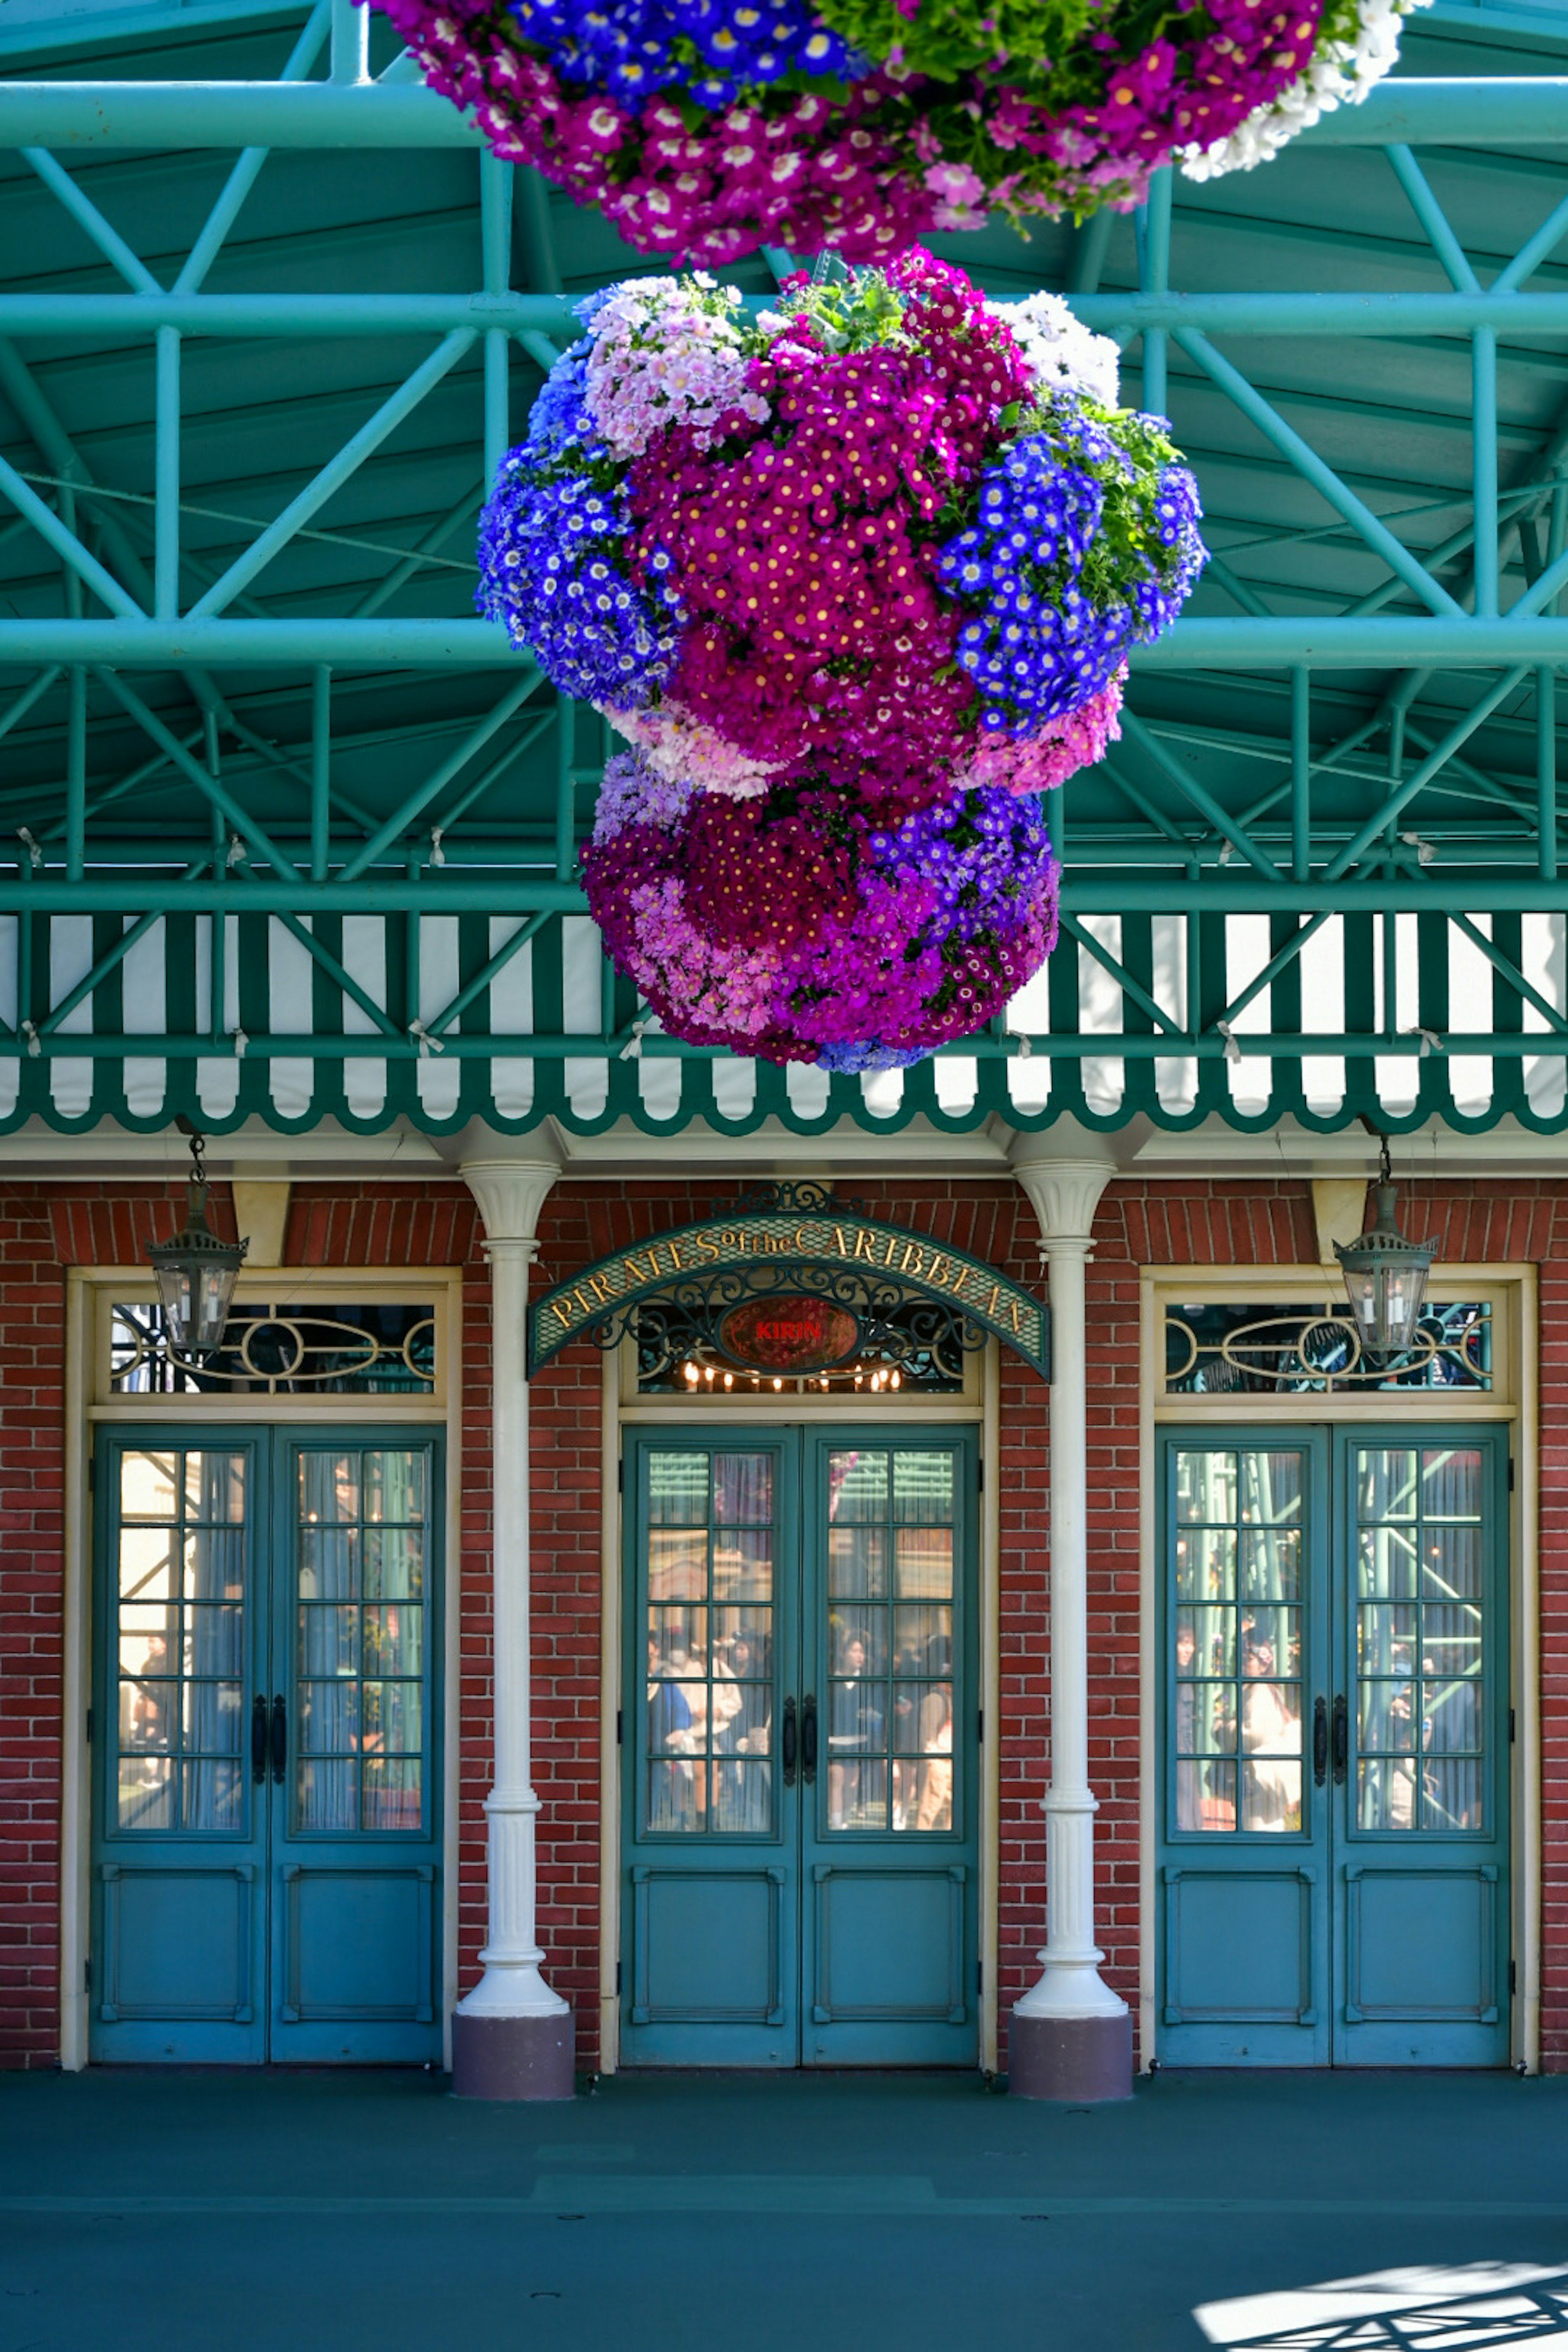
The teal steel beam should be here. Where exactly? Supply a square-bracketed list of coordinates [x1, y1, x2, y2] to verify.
[11, 291, 1568, 337]
[0, 77, 1561, 148]
[7, 617, 1568, 666]
[1541, 669, 1559, 882]
[1385, 146, 1481, 294]
[1136, 167, 1171, 419]
[1474, 327, 1500, 617]
[11, 878, 1568, 913]
[187, 329, 478, 619]
[481, 151, 513, 484]
[1291, 667, 1311, 880]
[2, 1028, 1566, 1062]
[310, 665, 330, 882]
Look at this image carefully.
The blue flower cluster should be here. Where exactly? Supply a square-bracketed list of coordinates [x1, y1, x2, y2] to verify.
[477, 325, 681, 708]
[872, 790, 1054, 941]
[506, 0, 858, 109]
[935, 401, 1207, 733]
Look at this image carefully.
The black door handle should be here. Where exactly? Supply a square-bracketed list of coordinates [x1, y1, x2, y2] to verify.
[1332, 1693, 1348, 1786]
[782, 1695, 797, 1787]
[251, 1693, 270, 1784]
[801, 1693, 817, 1784]
[270, 1692, 287, 1786]
[1312, 1695, 1328, 1786]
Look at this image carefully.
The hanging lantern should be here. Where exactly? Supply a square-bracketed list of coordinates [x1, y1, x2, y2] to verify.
[1334, 1136, 1435, 1359]
[146, 1121, 248, 1359]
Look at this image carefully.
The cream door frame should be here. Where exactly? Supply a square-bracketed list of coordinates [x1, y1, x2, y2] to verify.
[1137, 1264, 1538, 2074]
[598, 1334, 1000, 2074]
[60, 1266, 464, 2072]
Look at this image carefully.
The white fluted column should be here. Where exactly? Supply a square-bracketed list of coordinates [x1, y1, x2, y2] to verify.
[452, 1156, 574, 2098]
[1009, 1147, 1131, 2099]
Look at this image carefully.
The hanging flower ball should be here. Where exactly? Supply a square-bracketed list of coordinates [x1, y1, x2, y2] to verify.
[477, 252, 1203, 802]
[369, 0, 1429, 263]
[581, 748, 1060, 1070]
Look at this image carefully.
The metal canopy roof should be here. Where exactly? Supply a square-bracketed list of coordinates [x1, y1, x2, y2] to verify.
[2, 0, 1568, 1139]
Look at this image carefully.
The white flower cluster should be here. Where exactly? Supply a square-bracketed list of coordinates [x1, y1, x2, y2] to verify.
[997, 291, 1122, 409]
[583, 274, 769, 460]
[1179, 0, 1431, 183]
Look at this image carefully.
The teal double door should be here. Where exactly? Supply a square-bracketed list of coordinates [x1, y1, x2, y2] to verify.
[622, 1427, 979, 2067]
[91, 1427, 443, 2063]
[1158, 1425, 1512, 2065]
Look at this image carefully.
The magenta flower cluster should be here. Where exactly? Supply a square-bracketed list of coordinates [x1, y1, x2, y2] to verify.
[365, 0, 1410, 263]
[582, 751, 1059, 1070]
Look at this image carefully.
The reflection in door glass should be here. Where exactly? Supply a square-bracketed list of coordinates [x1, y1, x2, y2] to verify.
[828, 1449, 956, 1834]
[1355, 1446, 1486, 1832]
[645, 1452, 774, 1834]
[114, 1450, 247, 1832]
[295, 1449, 428, 1833]
[1172, 1450, 1304, 1834]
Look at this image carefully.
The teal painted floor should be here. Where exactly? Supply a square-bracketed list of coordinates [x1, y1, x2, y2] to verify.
[3, 2067, 1568, 2349]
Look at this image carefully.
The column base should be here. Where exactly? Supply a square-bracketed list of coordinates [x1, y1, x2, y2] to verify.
[1008, 2008, 1133, 2101]
[451, 2007, 576, 2100]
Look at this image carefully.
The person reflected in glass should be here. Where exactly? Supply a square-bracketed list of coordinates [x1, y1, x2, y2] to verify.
[1239, 1633, 1301, 1831]
[648, 1628, 695, 1829]
[1174, 1621, 1202, 1831]
[829, 1633, 883, 1831]
[914, 1688, 953, 1833]
[717, 1632, 771, 1831]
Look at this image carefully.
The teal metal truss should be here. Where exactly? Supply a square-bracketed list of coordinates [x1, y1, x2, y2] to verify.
[1, 0, 1568, 1134]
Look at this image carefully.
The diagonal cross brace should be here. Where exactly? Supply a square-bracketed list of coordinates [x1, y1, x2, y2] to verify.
[1174, 330, 1467, 621]
[1059, 911, 1186, 1036]
[187, 328, 478, 619]
[93, 670, 298, 882]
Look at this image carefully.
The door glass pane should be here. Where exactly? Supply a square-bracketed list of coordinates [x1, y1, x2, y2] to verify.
[1171, 1448, 1305, 1834]
[113, 1449, 248, 1833]
[295, 1447, 429, 1834]
[828, 1445, 958, 1835]
[1354, 1444, 1488, 1832]
[644, 1452, 775, 1835]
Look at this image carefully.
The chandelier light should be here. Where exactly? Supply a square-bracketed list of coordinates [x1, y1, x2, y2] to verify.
[1334, 1134, 1435, 1359]
[146, 1120, 248, 1359]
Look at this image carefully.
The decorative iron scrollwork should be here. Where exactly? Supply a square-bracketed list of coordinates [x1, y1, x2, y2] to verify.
[1164, 1298, 1490, 1395]
[605, 1258, 985, 1393]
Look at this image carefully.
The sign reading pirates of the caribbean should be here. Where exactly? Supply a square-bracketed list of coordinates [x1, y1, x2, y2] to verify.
[528, 1183, 1049, 1377]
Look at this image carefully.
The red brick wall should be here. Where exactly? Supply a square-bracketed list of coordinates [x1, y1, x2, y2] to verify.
[3, 1170, 1564, 2078]
[0, 1193, 67, 2069]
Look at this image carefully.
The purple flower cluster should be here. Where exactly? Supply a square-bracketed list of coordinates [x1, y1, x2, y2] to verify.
[581, 754, 1058, 1070]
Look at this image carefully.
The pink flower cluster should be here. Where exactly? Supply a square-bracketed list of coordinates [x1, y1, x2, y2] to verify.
[953, 671, 1125, 797]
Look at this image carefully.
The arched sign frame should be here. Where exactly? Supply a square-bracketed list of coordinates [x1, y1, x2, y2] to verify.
[528, 1182, 1050, 1379]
